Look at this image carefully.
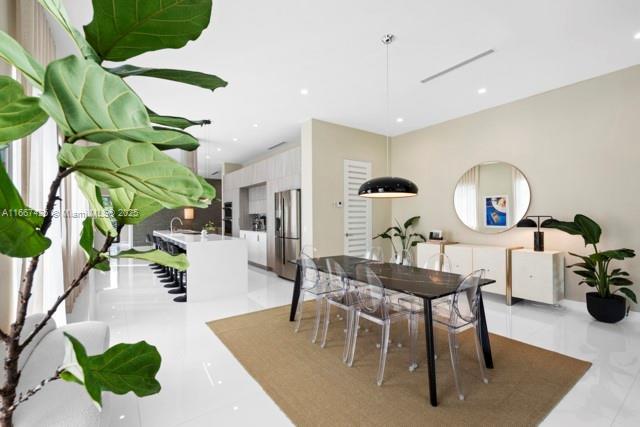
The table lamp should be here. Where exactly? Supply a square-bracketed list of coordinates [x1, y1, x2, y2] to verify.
[516, 215, 554, 252]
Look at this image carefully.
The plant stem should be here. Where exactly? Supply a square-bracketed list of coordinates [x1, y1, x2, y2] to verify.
[1, 168, 69, 427]
[20, 229, 119, 352]
[0, 329, 8, 344]
[5, 372, 61, 414]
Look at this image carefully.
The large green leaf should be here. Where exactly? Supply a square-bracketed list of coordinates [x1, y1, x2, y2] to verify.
[573, 214, 602, 245]
[58, 140, 210, 208]
[596, 248, 636, 261]
[37, 0, 100, 62]
[403, 216, 420, 230]
[76, 175, 117, 237]
[147, 110, 210, 130]
[108, 65, 227, 92]
[196, 175, 215, 204]
[0, 162, 51, 257]
[616, 288, 637, 304]
[0, 77, 48, 145]
[546, 215, 602, 246]
[39, 56, 199, 151]
[0, 31, 45, 88]
[108, 188, 163, 225]
[79, 217, 110, 271]
[116, 249, 188, 271]
[84, 0, 212, 61]
[61, 333, 161, 408]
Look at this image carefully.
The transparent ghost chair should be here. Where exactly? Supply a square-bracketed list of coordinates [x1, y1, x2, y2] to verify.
[364, 246, 384, 262]
[346, 264, 415, 386]
[424, 252, 452, 272]
[412, 269, 490, 400]
[294, 248, 343, 343]
[320, 259, 361, 362]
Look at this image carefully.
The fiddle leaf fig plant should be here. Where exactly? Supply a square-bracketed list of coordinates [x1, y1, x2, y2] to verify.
[374, 216, 427, 264]
[0, 0, 226, 425]
[545, 214, 636, 303]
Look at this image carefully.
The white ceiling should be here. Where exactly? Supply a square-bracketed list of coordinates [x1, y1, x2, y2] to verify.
[55, 0, 640, 177]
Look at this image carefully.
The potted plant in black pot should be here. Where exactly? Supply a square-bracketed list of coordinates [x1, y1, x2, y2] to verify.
[546, 214, 636, 323]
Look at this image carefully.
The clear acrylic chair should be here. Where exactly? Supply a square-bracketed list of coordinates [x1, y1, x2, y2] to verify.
[432, 269, 489, 400]
[346, 264, 415, 386]
[364, 246, 384, 262]
[320, 259, 361, 362]
[424, 252, 451, 272]
[294, 250, 343, 343]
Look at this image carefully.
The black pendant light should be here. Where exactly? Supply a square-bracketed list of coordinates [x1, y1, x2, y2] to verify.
[359, 34, 418, 199]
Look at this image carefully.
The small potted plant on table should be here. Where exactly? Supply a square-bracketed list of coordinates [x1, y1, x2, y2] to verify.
[546, 214, 636, 323]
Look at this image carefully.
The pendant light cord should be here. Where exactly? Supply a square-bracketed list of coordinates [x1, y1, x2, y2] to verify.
[385, 39, 390, 176]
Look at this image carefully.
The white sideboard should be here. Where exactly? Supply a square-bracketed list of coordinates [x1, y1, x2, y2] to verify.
[511, 249, 564, 305]
[416, 242, 564, 305]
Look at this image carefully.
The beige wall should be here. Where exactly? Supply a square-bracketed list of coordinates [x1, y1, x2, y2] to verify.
[391, 65, 640, 310]
[303, 119, 392, 257]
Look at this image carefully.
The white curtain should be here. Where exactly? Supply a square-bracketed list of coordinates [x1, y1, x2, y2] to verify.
[512, 168, 530, 222]
[11, 1, 67, 324]
[454, 166, 478, 229]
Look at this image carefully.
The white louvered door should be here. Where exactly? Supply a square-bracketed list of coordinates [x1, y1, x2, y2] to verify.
[343, 160, 372, 256]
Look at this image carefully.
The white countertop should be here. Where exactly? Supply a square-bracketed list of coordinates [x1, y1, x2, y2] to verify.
[240, 229, 267, 233]
[154, 230, 239, 245]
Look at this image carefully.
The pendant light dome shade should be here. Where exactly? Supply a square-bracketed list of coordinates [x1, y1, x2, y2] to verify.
[358, 33, 419, 199]
[358, 176, 418, 198]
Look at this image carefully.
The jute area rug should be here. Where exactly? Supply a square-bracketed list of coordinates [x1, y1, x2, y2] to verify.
[207, 303, 590, 426]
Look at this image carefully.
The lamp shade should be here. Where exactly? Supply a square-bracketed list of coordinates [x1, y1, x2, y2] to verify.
[183, 207, 195, 220]
[516, 218, 537, 228]
[358, 176, 418, 198]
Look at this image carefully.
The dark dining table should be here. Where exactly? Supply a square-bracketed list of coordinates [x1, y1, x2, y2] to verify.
[288, 255, 495, 407]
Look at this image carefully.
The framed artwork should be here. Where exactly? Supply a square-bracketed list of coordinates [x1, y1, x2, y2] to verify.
[485, 195, 508, 228]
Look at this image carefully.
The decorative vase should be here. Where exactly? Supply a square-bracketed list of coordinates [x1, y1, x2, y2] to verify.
[586, 292, 626, 323]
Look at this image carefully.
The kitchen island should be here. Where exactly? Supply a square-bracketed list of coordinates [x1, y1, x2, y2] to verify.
[153, 230, 248, 302]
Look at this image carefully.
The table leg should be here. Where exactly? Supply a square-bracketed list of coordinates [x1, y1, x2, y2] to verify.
[289, 265, 302, 321]
[477, 289, 494, 369]
[423, 297, 438, 407]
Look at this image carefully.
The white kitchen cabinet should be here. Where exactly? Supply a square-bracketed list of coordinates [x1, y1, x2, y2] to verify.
[512, 249, 564, 305]
[239, 230, 267, 267]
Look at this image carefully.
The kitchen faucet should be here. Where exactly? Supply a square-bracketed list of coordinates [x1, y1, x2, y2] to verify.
[170, 217, 183, 233]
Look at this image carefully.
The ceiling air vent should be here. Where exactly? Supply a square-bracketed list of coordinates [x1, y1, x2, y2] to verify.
[420, 49, 495, 84]
[268, 141, 287, 150]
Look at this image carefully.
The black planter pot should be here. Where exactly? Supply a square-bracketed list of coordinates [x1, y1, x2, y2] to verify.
[586, 292, 626, 323]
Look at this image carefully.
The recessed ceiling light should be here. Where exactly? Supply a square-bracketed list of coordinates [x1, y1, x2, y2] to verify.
[252, 123, 259, 128]
[216, 148, 221, 152]
[232, 138, 238, 142]
[634, 32, 640, 40]
[205, 155, 211, 159]
[477, 87, 487, 94]
[396, 117, 404, 123]
[300, 88, 309, 95]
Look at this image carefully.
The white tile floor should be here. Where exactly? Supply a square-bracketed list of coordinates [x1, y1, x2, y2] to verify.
[71, 258, 640, 427]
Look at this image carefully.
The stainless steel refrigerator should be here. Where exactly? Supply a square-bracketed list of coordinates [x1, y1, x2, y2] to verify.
[274, 189, 301, 280]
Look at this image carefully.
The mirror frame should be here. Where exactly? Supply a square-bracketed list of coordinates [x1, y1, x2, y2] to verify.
[453, 161, 531, 234]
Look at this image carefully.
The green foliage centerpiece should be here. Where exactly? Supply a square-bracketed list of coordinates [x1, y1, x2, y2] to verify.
[0, 1, 225, 424]
[374, 216, 426, 265]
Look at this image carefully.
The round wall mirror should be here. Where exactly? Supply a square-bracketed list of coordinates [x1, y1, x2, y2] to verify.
[453, 162, 531, 234]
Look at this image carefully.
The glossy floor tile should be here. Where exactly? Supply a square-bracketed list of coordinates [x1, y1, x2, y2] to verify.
[72, 258, 640, 427]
